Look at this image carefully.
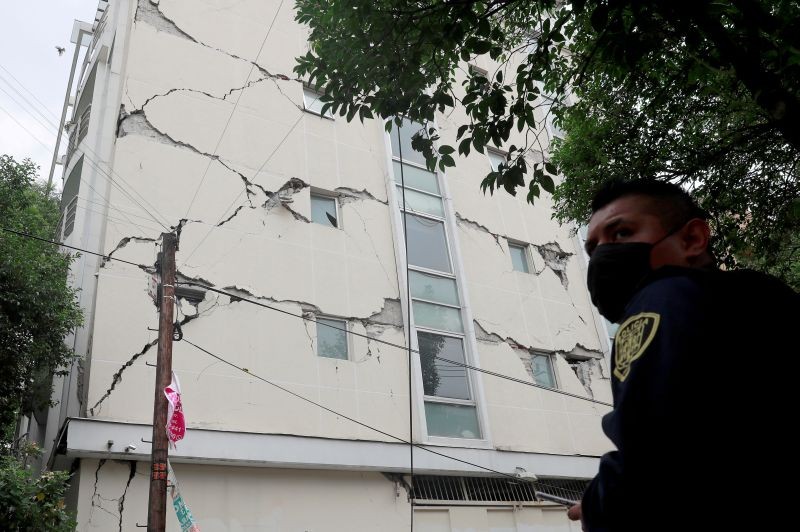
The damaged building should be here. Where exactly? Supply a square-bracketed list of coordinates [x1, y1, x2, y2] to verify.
[36, 0, 617, 530]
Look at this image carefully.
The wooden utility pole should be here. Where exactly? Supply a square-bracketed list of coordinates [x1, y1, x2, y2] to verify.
[147, 232, 177, 532]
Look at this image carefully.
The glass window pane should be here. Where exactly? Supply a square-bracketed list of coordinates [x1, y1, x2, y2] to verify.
[488, 150, 506, 172]
[392, 161, 440, 195]
[390, 118, 428, 166]
[425, 402, 481, 439]
[509, 243, 529, 273]
[418, 332, 470, 400]
[531, 354, 556, 388]
[405, 213, 451, 273]
[303, 88, 329, 116]
[311, 195, 337, 227]
[397, 185, 444, 217]
[413, 300, 463, 333]
[317, 318, 348, 359]
[410, 271, 459, 306]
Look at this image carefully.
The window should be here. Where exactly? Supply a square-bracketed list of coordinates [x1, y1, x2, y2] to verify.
[531, 353, 556, 388]
[404, 213, 452, 273]
[316, 317, 348, 360]
[418, 332, 481, 439]
[468, 64, 490, 91]
[310, 193, 338, 228]
[390, 117, 482, 440]
[508, 243, 529, 273]
[303, 87, 331, 118]
[63, 196, 78, 238]
[390, 118, 428, 167]
[487, 149, 506, 172]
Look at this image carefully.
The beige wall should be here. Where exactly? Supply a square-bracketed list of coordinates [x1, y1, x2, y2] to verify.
[70, 0, 612, 493]
[77, 458, 580, 532]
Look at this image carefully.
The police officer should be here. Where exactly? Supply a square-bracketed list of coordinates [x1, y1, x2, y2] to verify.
[567, 179, 799, 531]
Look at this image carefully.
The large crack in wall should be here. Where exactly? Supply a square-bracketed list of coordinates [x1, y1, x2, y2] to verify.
[474, 320, 605, 397]
[89, 312, 198, 416]
[135, 0, 293, 83]
[455, 212, 574, 286]
[87, 459, 138, 531]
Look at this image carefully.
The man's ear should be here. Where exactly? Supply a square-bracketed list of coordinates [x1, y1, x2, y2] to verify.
[681, 218, 711, 264]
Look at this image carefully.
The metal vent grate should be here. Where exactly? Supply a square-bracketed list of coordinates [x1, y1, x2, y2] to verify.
[411, 475, 588, 503]
[534, 477, 590, 502]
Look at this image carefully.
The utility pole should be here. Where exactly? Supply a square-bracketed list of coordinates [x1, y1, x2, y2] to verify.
[147, 232, 177, 532]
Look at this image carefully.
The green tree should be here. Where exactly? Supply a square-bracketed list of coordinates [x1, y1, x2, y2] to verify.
[294, 0, 800, 288]
[0, 442, 76, 531]
[0, 155, 83, 444]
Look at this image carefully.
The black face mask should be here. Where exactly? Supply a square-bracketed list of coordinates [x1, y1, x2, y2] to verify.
[587, 231, 677, 323]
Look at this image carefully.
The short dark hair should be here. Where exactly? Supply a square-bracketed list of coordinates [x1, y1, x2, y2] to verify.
[590, 179, 708, 231]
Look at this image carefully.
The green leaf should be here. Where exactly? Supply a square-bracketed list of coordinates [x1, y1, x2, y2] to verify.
[458, 138, 472, 156]
[544, 161, 558, 174]
[439, 145, 455, 155]
[539, 173, 555, 194]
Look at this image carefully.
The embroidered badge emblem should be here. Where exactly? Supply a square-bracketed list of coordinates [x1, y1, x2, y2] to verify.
[613, 312, 660, 382]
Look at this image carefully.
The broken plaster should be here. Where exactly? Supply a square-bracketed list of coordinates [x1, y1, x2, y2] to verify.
[103, 235, 159, 266]
[455, 212, 574, 286]
[531, 242, 572, 289]
[117, 108, 261, 203]
[473, 320, 605, 395]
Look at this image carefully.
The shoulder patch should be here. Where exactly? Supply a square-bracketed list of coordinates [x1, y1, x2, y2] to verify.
[613, 312, 660, 382]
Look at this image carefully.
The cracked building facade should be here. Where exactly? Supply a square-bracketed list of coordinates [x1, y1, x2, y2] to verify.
[40, 1, 617, 530]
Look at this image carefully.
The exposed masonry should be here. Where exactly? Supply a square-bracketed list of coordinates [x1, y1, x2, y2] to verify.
[454, 212, 574, 286]
[473, 320, 605, 396]
[532, 242, 571, 289]
[262, 178, 311, 223]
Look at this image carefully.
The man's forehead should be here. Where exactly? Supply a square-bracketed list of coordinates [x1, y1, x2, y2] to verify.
[588, 195, 652, 229]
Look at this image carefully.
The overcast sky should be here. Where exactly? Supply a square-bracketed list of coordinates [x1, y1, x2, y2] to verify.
[0, 1, 99, 190]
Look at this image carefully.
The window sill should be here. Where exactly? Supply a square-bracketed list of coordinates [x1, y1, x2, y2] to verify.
[303, 108, 335, 121]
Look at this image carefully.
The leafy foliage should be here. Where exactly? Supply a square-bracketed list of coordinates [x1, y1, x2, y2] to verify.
[0, 442, 76, 531]
[0, 155, 83, 443]
[294, 0, 800, 288]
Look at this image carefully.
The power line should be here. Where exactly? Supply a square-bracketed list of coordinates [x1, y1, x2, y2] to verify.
[0, 64, 60, 121]
[179, 105, 307, 267]
[2, 227, 608, 407]
[3, 227, 587, 499]
[1, 227, 152, 270]
[181, 0, 287, 221]
[182, 338, 534, 485]
[0, 101, 54, 152]
[0, 66, 172, 230]
[178, 282, 613, 407]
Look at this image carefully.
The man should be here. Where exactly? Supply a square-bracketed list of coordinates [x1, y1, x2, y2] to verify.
[568, 179, 798, 531]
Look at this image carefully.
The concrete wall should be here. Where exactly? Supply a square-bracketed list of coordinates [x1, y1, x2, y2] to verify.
[77, 458, 581, 531]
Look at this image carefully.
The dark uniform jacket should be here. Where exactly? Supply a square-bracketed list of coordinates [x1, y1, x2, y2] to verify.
[581, 266, 799, 531]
